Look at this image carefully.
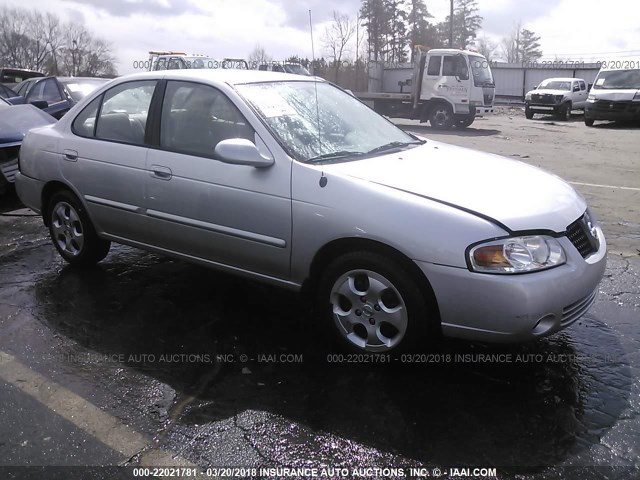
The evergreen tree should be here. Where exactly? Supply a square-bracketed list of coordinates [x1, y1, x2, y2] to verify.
[519, 29, 542, 62]
[407, 0, 433, 61]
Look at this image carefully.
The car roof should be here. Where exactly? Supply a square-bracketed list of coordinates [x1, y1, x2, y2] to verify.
[115, 68, 323, 86]
[541, 77, 584, 82]
[57, 77, 110, 82]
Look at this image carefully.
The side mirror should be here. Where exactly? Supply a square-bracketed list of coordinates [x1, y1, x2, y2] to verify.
[29, 100, 49, 109]
[214, 138, 274, 168]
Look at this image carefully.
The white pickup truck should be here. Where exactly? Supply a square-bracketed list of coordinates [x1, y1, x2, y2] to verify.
[524, 77, 588, 120]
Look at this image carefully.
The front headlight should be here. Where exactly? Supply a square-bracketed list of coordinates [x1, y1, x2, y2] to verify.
[524, 93, 531, 101]
[469, 236, 566, 274]
[587, 93, 596, 102]
[555, 95, 564, 102]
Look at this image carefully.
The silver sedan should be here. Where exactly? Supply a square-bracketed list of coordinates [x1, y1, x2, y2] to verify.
[15, 69, 606, 353]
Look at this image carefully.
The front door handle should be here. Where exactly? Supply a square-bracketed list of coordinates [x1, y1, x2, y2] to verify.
[150, 165, 172, 180]
[63, 149, 78, 161]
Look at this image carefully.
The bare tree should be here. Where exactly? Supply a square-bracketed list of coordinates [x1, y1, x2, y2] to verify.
[476, 35, 496, 61]
[323, 11, 356, 82]
[248, 44, 271, 67]
[500, 22, 521, 63]
[0, 6, 116, 76]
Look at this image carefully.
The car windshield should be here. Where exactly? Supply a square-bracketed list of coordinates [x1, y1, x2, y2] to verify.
[236, 81, 421, 163]
[538, 80, 572, 90]
[283, 64, 311, 76]
[469, 55, 494, 87]
[62, 79, 108, 101]
[593, 69, 640, 89]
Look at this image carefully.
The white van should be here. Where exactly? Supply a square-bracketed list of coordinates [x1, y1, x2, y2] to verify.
[584, 62, 640, 126]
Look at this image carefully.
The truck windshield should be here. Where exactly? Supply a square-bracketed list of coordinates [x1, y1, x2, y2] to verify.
[236, 81, 420, 163]
[538, 80, 572, 90]
[593, 69, 640, 89]
[469, 55, 494, 87]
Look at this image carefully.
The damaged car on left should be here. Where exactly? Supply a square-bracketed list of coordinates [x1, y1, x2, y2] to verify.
[0, 97, 56, 195]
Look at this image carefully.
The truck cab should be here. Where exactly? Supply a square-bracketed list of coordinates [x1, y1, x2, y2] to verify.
[584, 64, 640, 126]
[358, 47, 495, 130]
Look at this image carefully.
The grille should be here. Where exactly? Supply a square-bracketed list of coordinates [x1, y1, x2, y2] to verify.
[531, 93, 556, 105]
[566, 214, 599, 258]
[561, 289, 597, 326]
[595, 100, 631, 111]
[0, 159, 19, 183]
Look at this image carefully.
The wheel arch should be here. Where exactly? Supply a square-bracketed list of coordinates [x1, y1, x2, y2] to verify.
[304, 237, 441, 326]
[41, 181, 85, 226]
[420, 97, 454, 121]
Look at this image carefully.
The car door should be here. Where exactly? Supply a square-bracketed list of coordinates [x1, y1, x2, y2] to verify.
[61, 80, 158, 242]
[575, 80, 588, 109]
[144, 80, 292, 280]
[25, 77, 70, 118]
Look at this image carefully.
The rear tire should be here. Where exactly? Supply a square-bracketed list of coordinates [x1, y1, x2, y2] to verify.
[560, 102, 572, 121]
[47, 190, 111, 265]
[315, 251, 435, 354]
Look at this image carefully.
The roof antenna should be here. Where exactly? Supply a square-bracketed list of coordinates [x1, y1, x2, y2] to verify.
[309, 9, 327, 188]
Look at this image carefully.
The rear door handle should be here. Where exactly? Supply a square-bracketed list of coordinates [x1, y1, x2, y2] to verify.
[63, 149, 78, 161]
[150, 165, 172, 180]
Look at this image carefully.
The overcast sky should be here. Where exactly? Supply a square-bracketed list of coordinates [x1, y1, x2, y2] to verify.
[6, 0, 640, 73]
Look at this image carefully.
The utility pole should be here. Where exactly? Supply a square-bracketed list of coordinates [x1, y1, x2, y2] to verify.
[448, 0, 454, 48]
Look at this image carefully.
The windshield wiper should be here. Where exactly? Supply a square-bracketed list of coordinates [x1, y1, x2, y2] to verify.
[367, 140, 424, 155]
[307, 150, 366, 163]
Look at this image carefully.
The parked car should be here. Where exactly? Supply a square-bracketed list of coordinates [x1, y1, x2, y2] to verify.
[0, 83, 19, 100]
[12, 76, 110, 119]
[257, 62, 311, 76]
[584, 65, 640, 126]
[0, 68, 44, 88]
[0, 97, 55, 194]
[524, 77, 588, 120]
[15, 70, 606, 352]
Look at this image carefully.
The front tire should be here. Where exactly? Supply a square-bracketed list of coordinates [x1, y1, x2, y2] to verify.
[525, 106, 534, 119]
[316, 252, 433, 353]
[48, 190, 111, 265]
[560, 102, 572, 121]
[585, 118, 595, 127]
[456, 115, 475, 128]
[429, 103, 454, 130]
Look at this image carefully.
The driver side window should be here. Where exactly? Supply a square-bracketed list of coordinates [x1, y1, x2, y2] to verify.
[160, 81, 254, 158]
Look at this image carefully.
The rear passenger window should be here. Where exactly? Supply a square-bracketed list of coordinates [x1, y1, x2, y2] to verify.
[72, 96, 102, 137]
[95, 81, 156, 145]
[160, 81, 254, 158]
[427, 56, 441, 76]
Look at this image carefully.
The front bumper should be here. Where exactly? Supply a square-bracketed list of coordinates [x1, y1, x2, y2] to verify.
[416, 231, 606, 343]
[585, 102, 640, 121]
[474, 106, 494, 116]
[526, 102, 563, 114]
[14, 172, 45, 214]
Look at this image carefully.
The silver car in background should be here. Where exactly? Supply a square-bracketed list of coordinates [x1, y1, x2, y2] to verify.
[15, 70, 606, 353]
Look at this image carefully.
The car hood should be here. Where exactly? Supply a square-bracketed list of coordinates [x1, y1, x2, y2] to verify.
[0, 104, 55, 145]
[590, 89, 638, 101]
[321, 141, 585, 232]
[528, 89, 569, 96]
